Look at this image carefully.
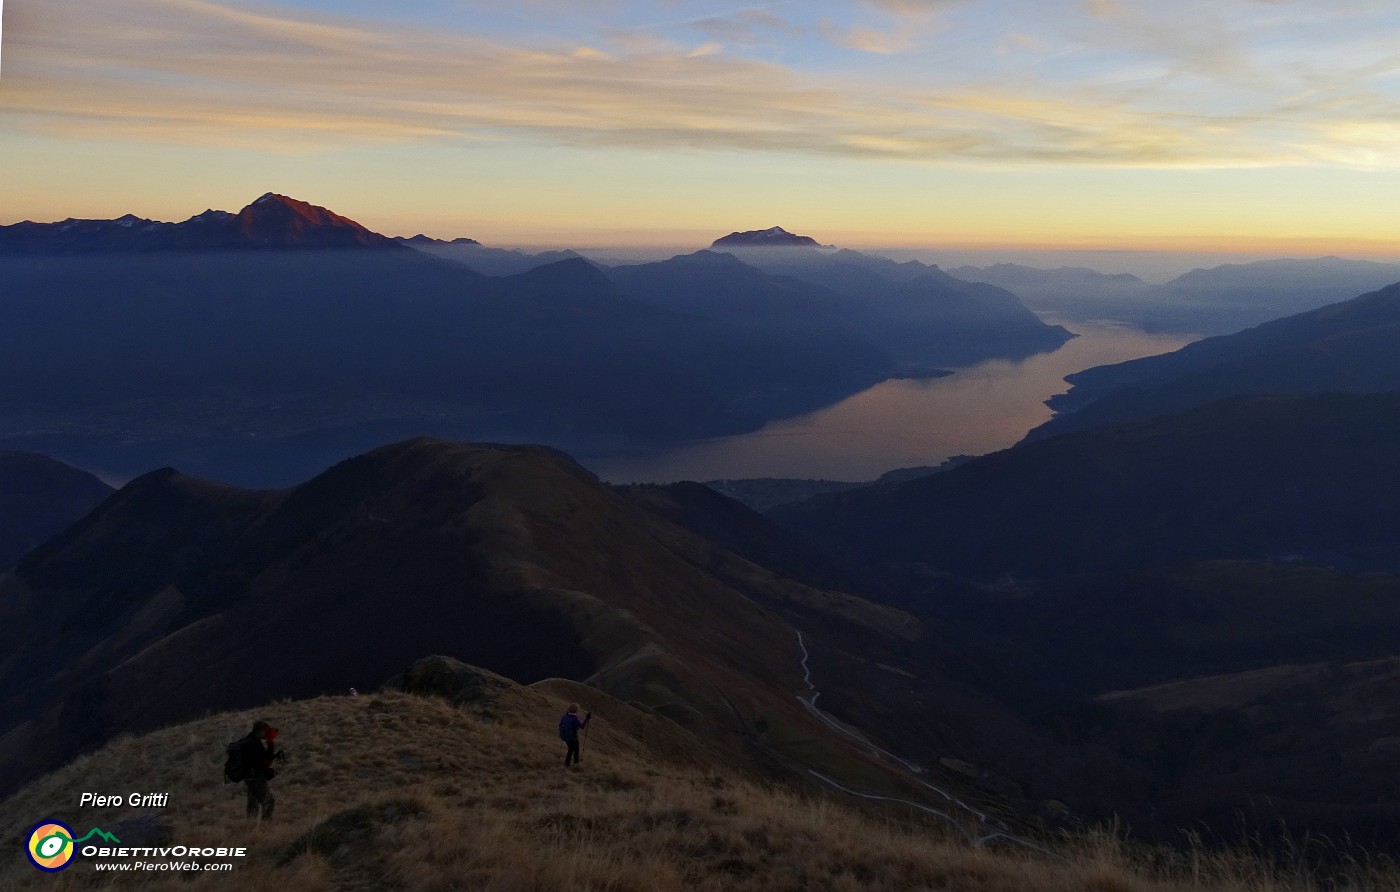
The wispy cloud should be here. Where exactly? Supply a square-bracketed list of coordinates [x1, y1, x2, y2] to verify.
[1, 0, 1398, 170]
[819, 20, 919, 55]
[859, 0, 966, 16]
[688, 7, 800, 46]
[1082, 0, 1122, 18]
[824, 0, 962, 54]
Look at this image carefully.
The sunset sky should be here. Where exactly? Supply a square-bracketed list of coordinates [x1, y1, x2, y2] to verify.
[2, 0, 1399, 255]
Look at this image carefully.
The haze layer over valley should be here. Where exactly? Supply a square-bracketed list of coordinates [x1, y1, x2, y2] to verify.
[0, 197, 1087, 486]
[13, 197, 1390, 487]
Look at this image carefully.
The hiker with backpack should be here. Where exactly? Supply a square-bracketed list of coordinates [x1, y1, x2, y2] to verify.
[225, 720, 282, 819]
[558, 703, 591, 767]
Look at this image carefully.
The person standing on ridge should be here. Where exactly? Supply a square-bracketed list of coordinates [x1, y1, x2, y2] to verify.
[558, 703, 591, 768]
[240, 720, 281, 819]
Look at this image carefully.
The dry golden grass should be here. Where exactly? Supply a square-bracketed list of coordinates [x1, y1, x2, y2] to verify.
[2, 678, 1396, 891]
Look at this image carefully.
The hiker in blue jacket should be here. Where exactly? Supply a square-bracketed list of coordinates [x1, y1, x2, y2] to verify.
[558, 703, 591, 767]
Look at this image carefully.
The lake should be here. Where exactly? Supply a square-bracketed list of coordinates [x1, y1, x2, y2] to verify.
[587, 320, 1194, 484]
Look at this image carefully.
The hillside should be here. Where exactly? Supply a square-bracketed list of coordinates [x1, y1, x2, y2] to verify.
[770, 390, 1400, 845]
[1, 438, 1090, 836]
[0, 665, 1379, 892]
[0, 439, 790, 790]
[12, 435, 1400, 853]
[1094, 650, 1400, 842]
[775, 391, 1400, 579]
[1029, 281, 1400, 442]
[0, 453, 112, 568]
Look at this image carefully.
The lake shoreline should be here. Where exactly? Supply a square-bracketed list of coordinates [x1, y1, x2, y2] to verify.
[587, 320, 1194, 484]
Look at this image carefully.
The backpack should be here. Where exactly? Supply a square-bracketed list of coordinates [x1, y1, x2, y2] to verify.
[558, 714, 572, 742]
[223, 737, 249, 783]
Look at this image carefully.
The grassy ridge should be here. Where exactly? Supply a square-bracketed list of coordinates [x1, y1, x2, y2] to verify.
[3, 681, 1395, 891]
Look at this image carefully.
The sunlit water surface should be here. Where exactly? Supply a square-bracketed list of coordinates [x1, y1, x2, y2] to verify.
[588, 320, 1194, 483]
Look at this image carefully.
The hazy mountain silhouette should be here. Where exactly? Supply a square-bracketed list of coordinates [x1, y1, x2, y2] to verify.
[607, 250, 860, 329]
[604, 251, 891, 414]
[0, 195, 1083, 484]
[618, 248, 1073, 369]
[1156, 256, 1400, 331]
[1027, 280, 1400, 442]
[712, 226, 822, 248]
[0, 249, 761, 481]
[400, 239, 589, 276]
[394, 233, 481, 247]
[947, 263, 1154, 320]
[0, 452, 112, 567]
[951, 256, 1400, 335]
[0, 219, 942, 483]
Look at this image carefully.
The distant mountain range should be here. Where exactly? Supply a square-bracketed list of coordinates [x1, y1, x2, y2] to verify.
[691, 246, 1073, 367]
[951, 256, 1400, 336]
[0, 248, 809, 482]
[0, 195, 1069, 483]
[0, 193, 405, 253]
[712, 226, 823, 248]
[947, 262, 1152, 317]
[394, 233, 481, 247]
[1160, 256, 1400, 326]
[398, 239, 590, 277]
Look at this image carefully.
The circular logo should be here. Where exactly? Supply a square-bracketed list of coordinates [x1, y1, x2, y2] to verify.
[26, 820, 76, 872]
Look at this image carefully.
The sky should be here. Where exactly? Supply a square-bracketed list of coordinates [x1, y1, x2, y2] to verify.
[2, 0, 1400, 258]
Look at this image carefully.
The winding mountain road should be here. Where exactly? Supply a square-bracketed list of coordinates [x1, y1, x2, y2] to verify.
[794, 629, 1057, 856]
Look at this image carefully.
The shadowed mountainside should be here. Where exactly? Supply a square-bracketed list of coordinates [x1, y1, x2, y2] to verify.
[775, 391, 1400, 579]
[1027, 281, 1400, 443]
[0, 438, 1089, 833]
[768, 389, 1400, 845]
[9, 431, 1400, 847]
